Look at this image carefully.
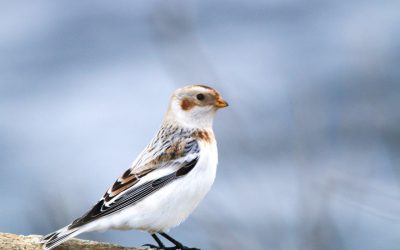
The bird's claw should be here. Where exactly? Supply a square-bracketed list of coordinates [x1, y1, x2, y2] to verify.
[167, 247, 200, 250]
[142, 246, 200, 250]
[142, 243, 162, 249]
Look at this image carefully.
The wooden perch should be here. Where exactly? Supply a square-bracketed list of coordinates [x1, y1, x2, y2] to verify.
[0, 232, 151, 250]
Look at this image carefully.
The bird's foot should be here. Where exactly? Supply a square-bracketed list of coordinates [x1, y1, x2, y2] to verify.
[154, 232, 200, 250]
[142, 246, 199, 250]
[142, 245, 200, 250]
[142, 243, 163, 249]
[164, 246, 200, 250]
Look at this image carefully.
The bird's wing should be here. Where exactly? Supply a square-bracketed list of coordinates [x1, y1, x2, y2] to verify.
[67, 138, 200, 229]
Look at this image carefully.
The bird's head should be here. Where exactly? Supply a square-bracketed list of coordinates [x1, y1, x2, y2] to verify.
[165, 85, 228, 128]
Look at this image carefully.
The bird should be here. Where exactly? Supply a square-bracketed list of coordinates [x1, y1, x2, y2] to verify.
[41, 84, 228, 250]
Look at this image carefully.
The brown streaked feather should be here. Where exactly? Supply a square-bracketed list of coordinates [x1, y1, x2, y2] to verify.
[67, 127, 201, 229]
[105, 168, 150, 202]
[154, 140, 187, 162]
[104, 139, 189, 202]
[107, 176, 138, 200]
[192, 129, 214, 144]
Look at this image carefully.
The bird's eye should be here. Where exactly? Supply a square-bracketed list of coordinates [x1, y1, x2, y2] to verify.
[196, 93, 205, 101]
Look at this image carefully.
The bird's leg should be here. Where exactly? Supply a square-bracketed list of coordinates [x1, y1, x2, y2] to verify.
[151, 234, 165, 248]
[142, 233, 166, 249]
[159, 233, 183, 249]
[158, 233, 200, 250]
[152, 234, 166, 248]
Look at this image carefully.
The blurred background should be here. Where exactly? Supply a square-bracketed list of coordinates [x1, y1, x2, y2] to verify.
[1, 0, 400, 249]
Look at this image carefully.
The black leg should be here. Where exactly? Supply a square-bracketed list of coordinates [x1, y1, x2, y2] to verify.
[142, 233, 166, 249]
[152, 234, 165, 248]
[158, 233, 200, 250]
[159, 233, 183, 248]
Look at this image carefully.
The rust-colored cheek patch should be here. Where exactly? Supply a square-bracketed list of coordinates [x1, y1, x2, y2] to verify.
[181, 99, 195, 111]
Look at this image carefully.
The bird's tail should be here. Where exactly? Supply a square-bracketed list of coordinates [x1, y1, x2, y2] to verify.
[40, 225, 82, 250]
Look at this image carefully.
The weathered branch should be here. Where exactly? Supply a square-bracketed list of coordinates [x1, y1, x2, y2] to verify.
[0, 233, 150, 250]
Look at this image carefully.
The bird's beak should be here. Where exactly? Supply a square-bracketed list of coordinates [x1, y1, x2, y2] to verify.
[215, 96, 229, 108]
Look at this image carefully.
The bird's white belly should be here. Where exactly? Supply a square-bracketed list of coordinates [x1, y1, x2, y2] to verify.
[88, 141, 217, 233]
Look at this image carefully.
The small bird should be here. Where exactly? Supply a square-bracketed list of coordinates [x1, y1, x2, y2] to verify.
[41, 85, 228, 250]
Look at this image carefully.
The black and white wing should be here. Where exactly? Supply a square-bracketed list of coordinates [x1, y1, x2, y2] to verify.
[68, 138, 200, 229]
[42, 138, 200, 249]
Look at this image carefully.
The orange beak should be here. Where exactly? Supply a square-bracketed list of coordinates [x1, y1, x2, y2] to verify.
[215, 97, 229, 108]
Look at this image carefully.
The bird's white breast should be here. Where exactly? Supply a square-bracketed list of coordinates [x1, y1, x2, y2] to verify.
[87, 139, 218, 233]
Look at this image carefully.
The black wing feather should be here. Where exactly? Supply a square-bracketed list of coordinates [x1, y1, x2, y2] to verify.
[69, 140, 199, 229]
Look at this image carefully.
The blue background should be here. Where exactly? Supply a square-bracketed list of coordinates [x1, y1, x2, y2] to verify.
[1, 1, 400, 249]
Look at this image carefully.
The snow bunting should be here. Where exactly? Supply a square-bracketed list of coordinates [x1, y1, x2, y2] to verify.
[41, 85, 228, 250]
